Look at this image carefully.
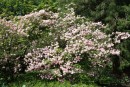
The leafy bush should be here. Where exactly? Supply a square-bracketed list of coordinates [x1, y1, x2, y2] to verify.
[0, 3, 130, 85]
[0, 0, 59, 19]
[0, 23, 29, 82]
[0, 7, 56, 82]
[12, 5, 129, 81]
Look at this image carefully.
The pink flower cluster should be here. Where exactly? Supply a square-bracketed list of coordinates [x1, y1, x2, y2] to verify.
[0, 18, 27, 36]
[114, 32, 130, 43]
[25, 43, 82, 80]
[17, 9, 58, 31]
[0, 9, 59, 36]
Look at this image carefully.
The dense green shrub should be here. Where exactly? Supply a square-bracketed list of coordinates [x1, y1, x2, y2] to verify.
[0, 0, 60, 19]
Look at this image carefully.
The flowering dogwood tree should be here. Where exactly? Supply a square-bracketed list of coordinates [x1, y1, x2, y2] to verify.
[0, 6, 130, 81]
[23, 8, 130, 80]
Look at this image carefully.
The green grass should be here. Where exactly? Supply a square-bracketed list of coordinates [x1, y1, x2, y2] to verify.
[8, 81, 98, 87]
[1, 72, 98, 87]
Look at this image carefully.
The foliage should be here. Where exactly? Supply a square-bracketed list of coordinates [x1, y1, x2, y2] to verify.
[8, 6, 128, 81]
[7, 73, 98, 87]
[0, 8, 55, 82]
[73, 0, 130, 56]
[0, 24, 28, 82]
[0, 0, 130, 86]
[0, 0, 59, 19]
[69, 0, 130, 82]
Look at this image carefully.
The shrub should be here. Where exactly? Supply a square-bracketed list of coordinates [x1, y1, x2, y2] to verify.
[0, 4, 130, 82]
[0, 8, 56, 82]
[0, 24, 28, 82]
[20, 6, 130, 81]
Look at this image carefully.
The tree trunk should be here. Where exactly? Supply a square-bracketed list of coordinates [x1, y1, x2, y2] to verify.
[112, 55, 121, 75]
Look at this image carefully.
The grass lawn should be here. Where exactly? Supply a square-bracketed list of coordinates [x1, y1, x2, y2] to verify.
[1, 72, 98, 87]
